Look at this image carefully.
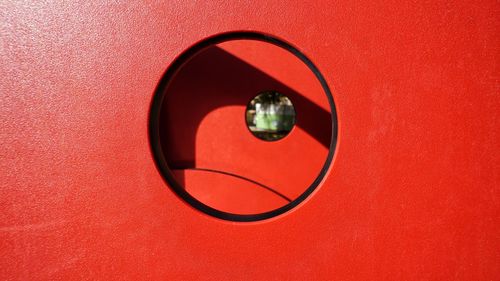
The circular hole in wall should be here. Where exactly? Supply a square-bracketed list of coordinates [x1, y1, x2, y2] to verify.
[149, 32, 338, 221]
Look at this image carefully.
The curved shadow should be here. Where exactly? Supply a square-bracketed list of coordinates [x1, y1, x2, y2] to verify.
[150, 33, 338, 221]
[174, 167, 292, 202]
[159, 46, 333, 170]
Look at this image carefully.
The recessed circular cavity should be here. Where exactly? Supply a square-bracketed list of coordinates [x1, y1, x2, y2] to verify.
[149, 31, 338, 222]
[246, 91, 296, 141]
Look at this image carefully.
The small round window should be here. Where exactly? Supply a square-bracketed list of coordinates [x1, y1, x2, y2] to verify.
[245, 91, 296, 141]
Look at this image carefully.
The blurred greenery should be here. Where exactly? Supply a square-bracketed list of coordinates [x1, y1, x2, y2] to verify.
[246, 91, 295, 141]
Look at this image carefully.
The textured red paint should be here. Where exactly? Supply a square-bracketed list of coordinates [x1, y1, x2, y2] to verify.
[1, 1, 499, 280]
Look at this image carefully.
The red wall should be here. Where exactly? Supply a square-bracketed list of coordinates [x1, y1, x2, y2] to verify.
[1, 1, 498, 280]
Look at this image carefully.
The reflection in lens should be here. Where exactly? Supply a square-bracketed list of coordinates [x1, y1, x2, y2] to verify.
[246, 91, 296, 141]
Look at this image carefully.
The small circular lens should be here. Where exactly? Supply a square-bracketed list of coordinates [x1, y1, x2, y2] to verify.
[245, 91, 296, 141]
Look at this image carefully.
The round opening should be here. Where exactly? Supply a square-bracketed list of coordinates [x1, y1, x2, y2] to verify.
[149, 31, 338, 222]
[246, 91, 296, 141]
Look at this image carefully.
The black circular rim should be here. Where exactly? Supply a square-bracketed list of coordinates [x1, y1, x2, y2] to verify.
[149, 31, 338, 222]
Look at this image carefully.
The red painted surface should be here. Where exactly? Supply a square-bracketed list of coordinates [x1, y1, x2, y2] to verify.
[1, 1, 498, 280]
